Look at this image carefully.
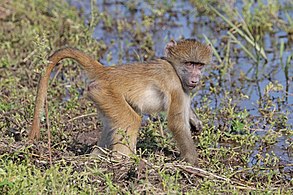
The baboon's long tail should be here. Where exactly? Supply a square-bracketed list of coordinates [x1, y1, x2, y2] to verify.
[29, 47, 103, 140]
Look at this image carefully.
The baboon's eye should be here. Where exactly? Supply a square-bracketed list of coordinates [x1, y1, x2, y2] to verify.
[197, 64, 204, 70]
[184, 62, 193, 67]
[184, 61, 205, 69]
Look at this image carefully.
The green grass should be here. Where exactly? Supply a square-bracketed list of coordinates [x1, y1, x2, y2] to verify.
[0, 0, 292, 194]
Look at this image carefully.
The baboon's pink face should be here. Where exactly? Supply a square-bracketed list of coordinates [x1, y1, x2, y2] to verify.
[183, 61, 204, 90]
[164, 39, 212, 92]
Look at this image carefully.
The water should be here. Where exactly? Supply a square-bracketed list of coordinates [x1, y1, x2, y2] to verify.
[67, 0, 292, 173]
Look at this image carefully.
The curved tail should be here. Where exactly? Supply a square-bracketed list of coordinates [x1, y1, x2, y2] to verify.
[29, 47, 103, 140]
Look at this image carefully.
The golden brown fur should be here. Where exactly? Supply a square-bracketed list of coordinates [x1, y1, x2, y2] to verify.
[29, 39, 212, 165]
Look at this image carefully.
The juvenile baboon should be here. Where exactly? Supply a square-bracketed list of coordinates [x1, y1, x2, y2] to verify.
[29, 39, 212, 165]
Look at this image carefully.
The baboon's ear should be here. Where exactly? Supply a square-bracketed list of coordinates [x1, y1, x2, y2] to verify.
[165, 39, 177, 56]
[207, 43, 212, 52]
[166, 39, 177, 48]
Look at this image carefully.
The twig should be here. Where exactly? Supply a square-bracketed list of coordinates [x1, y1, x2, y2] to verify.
[175, 164, 227, 180]
[51, 63, 63, 85]
[45, 97, 52, 166]
[174, 164, 258, 190]
[22, 50, 36, 63]
[68, 112, 97, 122]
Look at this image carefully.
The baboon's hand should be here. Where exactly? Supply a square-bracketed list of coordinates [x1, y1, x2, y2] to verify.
[189, 110, 202, 135]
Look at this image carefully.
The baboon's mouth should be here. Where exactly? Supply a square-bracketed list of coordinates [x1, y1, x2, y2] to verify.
[188, 85, 196, 90]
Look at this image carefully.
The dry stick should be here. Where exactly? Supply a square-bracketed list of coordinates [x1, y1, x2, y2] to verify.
[47, 61, 59, 166]
[68, 112, 97, 122]
[51, 63, 63, 85]
[175, 165, 258, 190]
[45, 97, 52, 166]
[175, 165, 229, 180]
[22, 50, 36, 63]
